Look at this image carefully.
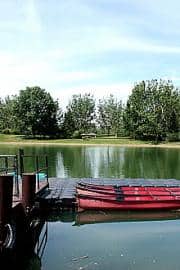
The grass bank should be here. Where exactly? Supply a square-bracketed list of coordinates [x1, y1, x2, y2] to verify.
[0, 134, 179, 148]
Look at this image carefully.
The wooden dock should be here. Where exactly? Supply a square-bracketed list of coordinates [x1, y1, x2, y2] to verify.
[37, 178, 180, 209]
[13, 181, 48, 208]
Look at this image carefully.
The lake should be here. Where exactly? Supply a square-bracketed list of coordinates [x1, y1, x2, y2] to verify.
[0, 144, 180, 270]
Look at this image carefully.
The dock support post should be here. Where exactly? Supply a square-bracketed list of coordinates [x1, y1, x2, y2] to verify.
[0, 175, 13, 245]
[22, 174, 36, 211]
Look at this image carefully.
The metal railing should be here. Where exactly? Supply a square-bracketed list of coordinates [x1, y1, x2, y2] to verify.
[0, 150, 49, 197]
[0, 155, 19, 196]
[35, 155, 48, 189]
[19, 149, 49, 190]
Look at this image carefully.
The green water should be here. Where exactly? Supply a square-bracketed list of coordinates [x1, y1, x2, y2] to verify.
[0, 145, 179, 179]
[0, 145, 180, 270]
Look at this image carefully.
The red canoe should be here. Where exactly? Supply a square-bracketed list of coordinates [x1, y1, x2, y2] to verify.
[78, 183, 180, 192]
[77, 195, 180, 210]
[77, 187, 180, 197]
[77, 184, 180, 210]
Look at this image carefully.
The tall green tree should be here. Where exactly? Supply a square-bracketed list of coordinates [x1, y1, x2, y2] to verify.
[124, 79, 180, 141]
[66, 93, 96, 134]
[0, 96, 19, 133]
[98, 95, 123, 136]
[14, 86, 60, 136]
[61, 110, 76, 138]
[0, 98, 3, 131]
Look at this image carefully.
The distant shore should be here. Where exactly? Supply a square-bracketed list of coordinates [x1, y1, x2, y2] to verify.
[0, 134, 179, 148]
[0, 142, 179, 148]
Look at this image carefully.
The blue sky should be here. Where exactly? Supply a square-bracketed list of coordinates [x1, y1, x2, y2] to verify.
[0, 0, 180, 108]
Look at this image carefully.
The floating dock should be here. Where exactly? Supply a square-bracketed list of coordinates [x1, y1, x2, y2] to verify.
[37, 177, 180, 209]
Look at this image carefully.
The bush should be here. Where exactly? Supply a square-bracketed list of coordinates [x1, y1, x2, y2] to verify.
[1, 128, 11, 134]
[10, 129, 21, 135]
[166, 132, 180, 142]
[72, 130, 81, 139]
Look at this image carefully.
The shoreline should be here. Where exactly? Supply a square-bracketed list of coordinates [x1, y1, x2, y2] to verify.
[0, 141, 179, 148]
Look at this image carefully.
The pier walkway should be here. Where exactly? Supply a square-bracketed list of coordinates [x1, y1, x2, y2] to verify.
[38, 178, 180, 209]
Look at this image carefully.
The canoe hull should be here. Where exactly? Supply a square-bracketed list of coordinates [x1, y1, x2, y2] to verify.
[78, 197, 180, 210]
[77, 187, 180, 197]
[77, 183, 180, 210]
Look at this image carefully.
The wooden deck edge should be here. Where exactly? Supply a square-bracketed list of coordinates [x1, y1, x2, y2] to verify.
[36, 182, 49, 196]
[12, 201, 22, 209]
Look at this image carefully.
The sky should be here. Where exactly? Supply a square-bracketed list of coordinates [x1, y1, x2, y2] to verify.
[0, 0, 180, 109]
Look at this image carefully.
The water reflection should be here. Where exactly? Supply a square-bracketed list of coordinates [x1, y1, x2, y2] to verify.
[75, 210, 180, 226]
[0, 145, 179, 179]
[54, 146, 180, 179]
[47, 210, 180, 226]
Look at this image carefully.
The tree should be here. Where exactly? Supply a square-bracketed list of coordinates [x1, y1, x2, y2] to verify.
[66, 93, 96, 134]
[14, 86, 60, 136]
[61, 110, 76, 138]
[97, 95, 123, 136]
[0, 96, 19, 133]
[124, 79, 180, 141]
[0, 98, 3, 131]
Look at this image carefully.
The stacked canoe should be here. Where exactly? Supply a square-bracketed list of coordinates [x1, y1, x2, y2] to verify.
[76, 182, 180, 210]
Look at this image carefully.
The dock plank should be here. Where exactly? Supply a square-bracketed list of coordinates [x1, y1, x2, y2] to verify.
[37, 177, 180, 209]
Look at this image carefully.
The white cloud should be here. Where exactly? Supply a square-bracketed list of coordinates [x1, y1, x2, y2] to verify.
[171, 77, 180, 82]
[0, 0, 41, 33]
[0, 51, 98, 89]
[0, 51, 124, 108]
[24, 0, 42, 33]
[54, 83, 133, 110]
[46, 28, 180, 63]
[0, 50, 132, 109]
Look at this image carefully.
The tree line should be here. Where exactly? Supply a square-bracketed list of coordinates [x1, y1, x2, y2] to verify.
[0, 79, 179, 142]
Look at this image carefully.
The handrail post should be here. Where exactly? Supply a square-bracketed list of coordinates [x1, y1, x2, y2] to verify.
[36, 156, 40, 190]
[45, 156, 49, 185]
[5, 157, 8, 174]
[19, 149, 24, 178]
[14, 155, 19, 196]
[22, 173, 36, 210]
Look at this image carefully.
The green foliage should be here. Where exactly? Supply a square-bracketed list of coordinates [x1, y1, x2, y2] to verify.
[98, 95, 123, 136]
[61, 110, 76, 138]
[72, 130, 81, 139]
[64, 93, 96, 134]
[1, 128, 11, 134]
[14, 86, 60, 136]
[0, 79, 179, 142]
[166, 132, 180, 142]
[124, 79, 180, 141]
[0, 96, 19, 133]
